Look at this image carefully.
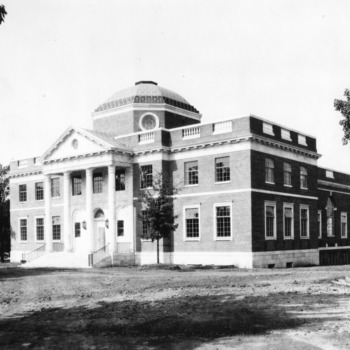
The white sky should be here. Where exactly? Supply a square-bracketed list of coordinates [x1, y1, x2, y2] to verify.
[1, 0, 350, 172]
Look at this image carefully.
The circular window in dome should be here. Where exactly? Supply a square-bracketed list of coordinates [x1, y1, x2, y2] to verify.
[140, 113, 159, 131]
[71, 139, 79, 149]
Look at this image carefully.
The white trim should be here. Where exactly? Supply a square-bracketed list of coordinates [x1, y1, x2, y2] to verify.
[318, 210, 322, 239]
[283, 203, 294, 239]
[341, 212, 348, 239]
[10, 174, 44, 183]
[319, 246, 350, 251]
[298, 134, 307, 146]
[264, 201, 276, 240]
[300, 204, 310, 239]
[213, 202, 233, 241]
[34, 216, 45, 243]
[318, 187, 350, 196]
[263, 122, 274, 136]
[281, 129, 292, 141]
[183, 204, 201, 241]
[18, 217, 28, 243]
[10, 203, 63, 212]
[139, 112, 160, 131]
[318, 180, 350, 191]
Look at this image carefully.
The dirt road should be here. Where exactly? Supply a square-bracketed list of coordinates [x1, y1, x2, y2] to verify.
[1, 265, 350, 349]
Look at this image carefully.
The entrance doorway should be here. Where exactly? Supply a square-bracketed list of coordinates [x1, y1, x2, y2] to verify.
[94, 209, 106, 250]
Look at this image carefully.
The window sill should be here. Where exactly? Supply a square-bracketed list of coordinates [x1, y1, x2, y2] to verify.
[52, 196, 61, 199]
[300, 237, 310, 239]
[327, 235, 335, 238]
[283, 185, 292, 188]
[265, 182, 275, 185]
[265, 237, 276, 240]
[300, 187, 308, 190]
[215, 237, 232, 241]
[215, 181, 231, 185]
[283, 237, 294, 240]
[184, 184, 199, 188]
[19, 241, 28, 244]
[185, 238, 200, 242]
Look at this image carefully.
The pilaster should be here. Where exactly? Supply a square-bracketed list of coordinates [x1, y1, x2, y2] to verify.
[108, 165, 116, 256]
[44, 175, 52, 252]
[86, 168, 94, 253]
[63, 171, 71, 252]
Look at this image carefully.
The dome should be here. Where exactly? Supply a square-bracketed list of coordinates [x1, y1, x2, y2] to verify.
[94, 81, 199, 114]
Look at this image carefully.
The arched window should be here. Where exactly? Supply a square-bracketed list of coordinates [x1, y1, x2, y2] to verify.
[94, 209, 105, 219]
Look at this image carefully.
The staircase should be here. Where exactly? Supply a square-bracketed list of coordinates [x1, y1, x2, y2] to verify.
[21, 251, 90, 268]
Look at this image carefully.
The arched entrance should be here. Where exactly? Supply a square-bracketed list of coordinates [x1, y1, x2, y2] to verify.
[94, 209, 106, 250]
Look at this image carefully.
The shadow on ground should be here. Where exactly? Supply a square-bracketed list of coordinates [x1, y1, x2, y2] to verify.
[0, 292, 347, 349]
[0, 267, 83, 280]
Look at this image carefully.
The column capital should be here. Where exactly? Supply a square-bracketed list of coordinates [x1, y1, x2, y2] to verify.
[63, 171, 71, 179]
[86, 168, 93, 176]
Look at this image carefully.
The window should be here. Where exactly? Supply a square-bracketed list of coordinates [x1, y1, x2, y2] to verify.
[19, 184, 27, 202]
[75, 222, 81, 238]
[281, 129, 291, 141]
[318, 210, 322, 239]
[298, 134, 307, 146]
[72, 176, 82, 196]
[185, 161, 198, 186]
[300, 166, 308, 189]
[283, 162, 292, 186]
[19, 218, 27, 241]
[265, 202, 276, 239]
[215, 157, 230, 183]
[116, 170, 125, 191]
[341, 212, 347, 238]
[36, 218, 44, 241]
[117, 220, 124, 237]
[265, 158, 274, 183]
[51, 178, 60, 198]
[283, 204, 294, 239]
[326, 197, 335, 237]
[184, 206, 200, 240]
[93, 173, 103, 193]
[326, 170, 334, 179]
[140, 165, 153, 189]
[141, 210, 150, 237]
[215, 204, 232, 239]
[300, 206, 309, 238]
[263, 122, 274, 136]
[35, 182, 44, 200]
[52, 216, 61, 241]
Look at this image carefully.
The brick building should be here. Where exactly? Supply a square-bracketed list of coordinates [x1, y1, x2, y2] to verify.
[9, 81, 350, 268]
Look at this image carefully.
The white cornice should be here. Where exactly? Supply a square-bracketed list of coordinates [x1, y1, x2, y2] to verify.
[318, 180, 350, 191]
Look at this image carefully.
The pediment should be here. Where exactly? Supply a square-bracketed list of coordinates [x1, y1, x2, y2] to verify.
[43, 127, 113, 162]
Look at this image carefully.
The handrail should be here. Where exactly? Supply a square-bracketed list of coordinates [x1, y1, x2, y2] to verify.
[22, 244, 46, 263]
[89, 243, 110, 266]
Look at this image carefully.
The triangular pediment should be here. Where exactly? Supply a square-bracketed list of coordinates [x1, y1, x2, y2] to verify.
[43, 127, 114, 162]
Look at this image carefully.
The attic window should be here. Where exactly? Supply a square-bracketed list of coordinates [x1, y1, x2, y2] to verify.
[18, 160, 28, 168]
[281, 129, 292, 141]
[263, 122, 274, 136]
[326, 170, 334, 179]
[298, 135, 307, 146]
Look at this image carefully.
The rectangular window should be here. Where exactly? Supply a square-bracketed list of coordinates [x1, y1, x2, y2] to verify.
[326, 170, 334, 179]
[263, 122, 274, 136]
[298, 134, 307, 146]
[35, 182, 44, 201]
[265, 158, 274, 183]
[300, 206, 309, 238]
[327, 217, 334, 237]
[140, 165, 153, 189]
[215, 157, 230, 183]
[19, 184, 27, 202]
[281, 129, 292, 141]
[36, 218, 44, 241]
[215, 204, 231, 239]
[116, 170, 126, 191]
[185, 207, 200, 239]
[75, 222, 81, 238]
[283, 204, 294, 239]
[117, 220, 124, 236]
[341, 212, 348, 238]
[318, 210, 322, 239]
[265, 202, 276, 239]
[20, 218, 27, 241]
[72, 176, 82, 196]
[93, 173, 103, 193]
[142, 210, 150, 237]
[185, 161, 198, 185]
[300, 166, 308, 189]
[283, 162, 292, 186]
[52, 216, 61, 241]
[51, 178, 60, 198]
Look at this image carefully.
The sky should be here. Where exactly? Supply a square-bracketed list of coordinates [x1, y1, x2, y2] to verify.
[1, 0, 350, 172]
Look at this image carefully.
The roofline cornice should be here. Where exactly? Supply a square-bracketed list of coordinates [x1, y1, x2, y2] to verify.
[9, 170, 42, 179]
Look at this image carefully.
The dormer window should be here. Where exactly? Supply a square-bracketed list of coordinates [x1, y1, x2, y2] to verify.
[298, 134, 307, 146]
[326, 170, 334, 179]
[263, 122, 274, 136]
[281, 129, 292, 141]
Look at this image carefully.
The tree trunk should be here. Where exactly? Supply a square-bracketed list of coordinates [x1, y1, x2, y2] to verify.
[157, 238, 159, 264]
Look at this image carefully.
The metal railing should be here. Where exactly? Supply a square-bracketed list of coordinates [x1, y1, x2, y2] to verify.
[116, 242, 133, 254]
[89, 244, 110, 266]
[213, 120, 232, 134]
[139, 132, 155, 144]
[182, 126, 200, 139]
[22, 244, 46, 263]
[52, 242, 64, 252]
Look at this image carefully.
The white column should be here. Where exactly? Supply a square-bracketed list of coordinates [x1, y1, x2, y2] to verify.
[86, 168, 94, 253]
[108, 165, 116, 256]
[63, 171, 71, 252]
[44, 175, 52, 252]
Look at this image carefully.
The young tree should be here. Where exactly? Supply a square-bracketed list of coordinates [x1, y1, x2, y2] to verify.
[0, 164, 10, 262]
[0, 5, 7, 25]
[137, 172, 179, 264]
[334, 89, 350, 145]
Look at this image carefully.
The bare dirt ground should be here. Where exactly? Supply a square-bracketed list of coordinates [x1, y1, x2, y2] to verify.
[1, 265, 350, 349]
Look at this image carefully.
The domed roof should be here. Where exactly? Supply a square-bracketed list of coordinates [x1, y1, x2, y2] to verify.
[94, 81, 199, 114]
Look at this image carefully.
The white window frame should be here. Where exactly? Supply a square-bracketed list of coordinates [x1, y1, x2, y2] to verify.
[184, 161, 199, 187]
[35, 182, 44, 201]
[51, 177, 61, 198]
[215, 156, 231, 184]
[263, 122, 274, 136]
[298, 134, 307, 146]
[300, 166, 308, 189]
[341, 212, 348, 238]
[18, 217, 28, 243]
[300, 205, 310, 239]
[265, 201, 277, 240]
[265, 158, 275, 184]
[318, 210, 322, 239]
[281, 129, 292, 141]
[213, 202, 233, 241]
[34, 216, 45, 242]
[183, 204, 201, 241]
[52, 216, 61, 242]
[326, 170, 334, 179]
[283, 162, 292, 187]
[283, 203, 294, 239]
